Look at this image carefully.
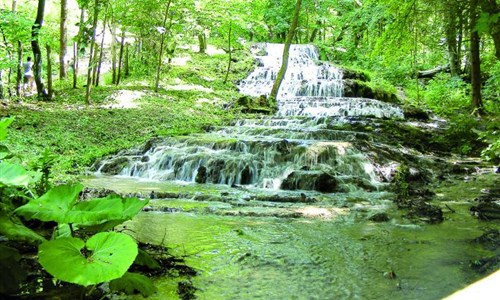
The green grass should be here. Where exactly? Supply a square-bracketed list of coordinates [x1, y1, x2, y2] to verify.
[1, 47, 255, 181]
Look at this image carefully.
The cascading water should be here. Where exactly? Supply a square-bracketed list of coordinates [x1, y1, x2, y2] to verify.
[88, 43, 497, 300]
[96, 43, 402, 191]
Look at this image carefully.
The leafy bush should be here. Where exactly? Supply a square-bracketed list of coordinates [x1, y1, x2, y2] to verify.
[0, 117, 156, 298]
[420, 74, 469, 115]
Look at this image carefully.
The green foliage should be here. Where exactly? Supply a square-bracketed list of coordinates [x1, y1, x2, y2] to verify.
[0, 162, 30, 188]
[15, 183, 148, 227]
[0, 213, 46, 243]
[109, 272, 158, 297]
[478, 119, 500, 164]
[38, 232, 138, 287]
[29, 148, 57, 196]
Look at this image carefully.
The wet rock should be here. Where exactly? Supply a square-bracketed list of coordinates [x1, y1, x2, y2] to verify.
[240, 165, 253, 185]
[470, 202, 500, 220]
[253, 194, 316, 203]
[281, 171, 339, 193]
[402, 106, 430, 120]
[99, 157, 130, 174]
[80, 187, 117, 200]
[406, 201, 444, 224]
[470, 255, 500, 274]
[343, 79, 400, 104]
[473, 229, 500, 251]
[369, 213, 390, 222]
[195, 166, 207, 183]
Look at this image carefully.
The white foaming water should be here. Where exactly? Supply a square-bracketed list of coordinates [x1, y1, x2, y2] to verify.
[238, 43, 403, 119]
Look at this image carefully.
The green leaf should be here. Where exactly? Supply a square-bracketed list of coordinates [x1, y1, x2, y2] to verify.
[109, 272, 157, 297]
[0, 212, 46, 243]
[0, 117, 14, 141]
[70, 195, 148, 226]
[15, 184, 147, 227]
[0, 244, 27, 295]
[38, 232, 138, 286]
[134, 248, 161, 270]
[0, 145, 11, 159]
[0, 162, 30, 187]
[14, 183, 84, 223]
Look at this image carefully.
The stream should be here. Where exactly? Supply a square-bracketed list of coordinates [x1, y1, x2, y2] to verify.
[87, 43, 499, 299]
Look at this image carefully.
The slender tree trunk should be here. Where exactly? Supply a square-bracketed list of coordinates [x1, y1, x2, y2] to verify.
[198, 33, 206, 54]
[154, 0, 173, 91]
[72, 42, 78, 88]
[31, 0, 48, 99]
[92, 42, 99, 85]
[85, 0, 99, 104]
[445, 2, 460, 76]
[470, 0, 484, 113]
[124, 44, 130, 77]
[110, 21, 117, 84]
[16, 41, 22, 96]
[0, 70, 3, 100]
[96, 3, 109, 87]
[12, 0, 17, 11]
[46, 45, 53, 98]
[0, 25, 11, 99]
[116, 30, 125, 85]
[223, 19, 232, 85]
[480, 0, 500, 60]
[269, 0, 302, 104]
[59, 0, 68, 79]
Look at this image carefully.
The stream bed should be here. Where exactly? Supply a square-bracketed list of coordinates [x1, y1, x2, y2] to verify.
[87, 43, 499, 299]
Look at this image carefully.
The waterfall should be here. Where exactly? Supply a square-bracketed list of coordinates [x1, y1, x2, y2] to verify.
[96, 43, 404, 191]
[238, 43, 403, 119]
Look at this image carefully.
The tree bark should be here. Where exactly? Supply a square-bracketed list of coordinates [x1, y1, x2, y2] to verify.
[480, 0, 500, 60]
[198, 33, 207, 54]
[445, 1, 460, 76]
[470, 0, 484, 113]
[116, 30, 125, 85]
[72, 41, 78, 88]
[154, 0, 173, 91]
[269, 0, 302, 104]
[31, 0, 49, 99]
[59, 0, 68, 79]
[95, 3, 109, 87]
[16, 41, 22, 96]
[85, 0, 99, 104]
[46, 45, 53, 99]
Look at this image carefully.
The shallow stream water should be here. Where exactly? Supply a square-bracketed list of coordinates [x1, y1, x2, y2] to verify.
[88, 43, 499, 299]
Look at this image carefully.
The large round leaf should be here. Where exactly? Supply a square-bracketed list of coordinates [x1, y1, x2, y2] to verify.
[38, 232, 138, 286]
[0, 162, 30, 187]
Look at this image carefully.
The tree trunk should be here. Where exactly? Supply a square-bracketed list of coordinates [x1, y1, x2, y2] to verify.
[116, 30, 125, 85]
[0, 70, 3, 100]
[124, 43, 129, 77]
[16, 41, 22, 96]
[198, 33, 206, 54]
[72, 41, 78, 88]
[269, 0, 302, 104]
[223, 19, 232, 85]
[85, 0, 99, 104]
[92, 42, 99, 85]
[31, 0, 48, 99]
[154, 0, 173, 91]
[445, 2, 460, 76]
[95, 3, 109, 87]
[470, 0, 484, 113]
[480, 0, 500, 60]
[110, 22, 117, 84]
[59, 0, 68, 79]
[46, 45, 53, 99]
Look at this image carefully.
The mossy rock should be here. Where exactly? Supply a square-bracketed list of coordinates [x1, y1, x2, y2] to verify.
[403, 106, 430, 121]
[341, 67, 371, 82]
[343, 80, 400, 104]
[99, 157, 130, 175]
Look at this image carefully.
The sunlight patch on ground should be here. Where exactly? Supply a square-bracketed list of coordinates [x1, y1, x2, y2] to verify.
[295, 206, 348, 219]
[164, 84, 213, 93]
[171, 56, 192, 66]
[190, 45, 226, 55]
[103, 90, 145, 109]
